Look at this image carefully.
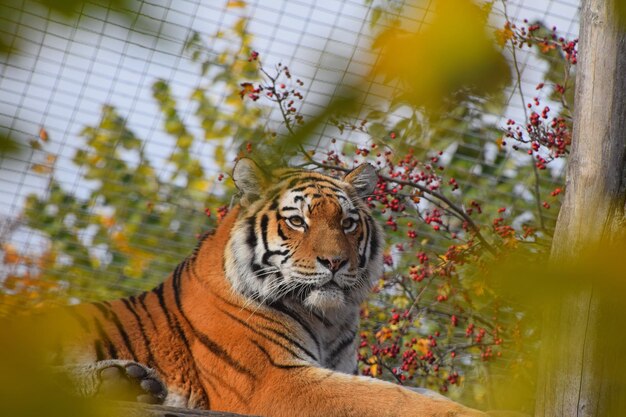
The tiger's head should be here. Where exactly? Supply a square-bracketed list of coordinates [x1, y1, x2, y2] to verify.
[225, 158, 383, 314]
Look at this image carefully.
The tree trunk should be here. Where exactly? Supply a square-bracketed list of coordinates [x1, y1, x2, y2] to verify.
[535, 0, 626, 415]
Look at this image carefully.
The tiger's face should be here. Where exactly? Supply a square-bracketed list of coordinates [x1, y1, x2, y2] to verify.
[225, 159, 383, 313]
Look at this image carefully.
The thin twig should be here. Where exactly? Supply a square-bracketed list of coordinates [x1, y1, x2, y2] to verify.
[502, 0, 547, 231]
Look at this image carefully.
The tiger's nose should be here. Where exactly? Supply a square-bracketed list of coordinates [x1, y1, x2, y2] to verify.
[317, 256, 347, 273]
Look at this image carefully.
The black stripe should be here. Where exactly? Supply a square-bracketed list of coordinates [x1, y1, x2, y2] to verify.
[154, 282, 192, 354]
[251, 262, 264, 277]
[136, 292, 158, 330]
[172, 260, 187, 302]
[94, 340, 105, 361]
[251, 339, 309, 370]
[245, 215, 257, 249]
[92, 317, 118, 359]
[92, 301, 111, 319]
[328, 330, 357, 367]
[280, 253, 292, 265]
[198, 367, 247, 404]
[154, 279, 210, 407]
[120, 298, 161, 373]
[280, 206, 298, 211]
[262, 250, 289, 266]
[277, 222, 288, 240]
[359, 218, 370, 268]
[259, 213, 289, 264]
[213, 293, 290, 330]
[311, 309, 333, 327]
[169, 274, 251, 388]
[319, 184, 344, 194]
[291, 184, 313, 193]
[369, 218, 380, 258]
[153, 284, 172, 323]
[192, 229, 215, 259]
[269, 301, 321, 353]
[260, 214, 270, 250]
[219, 307, 317, 362]
[193, 327, 256, 380]
[154, 282, 195, 357]
[107, 308, 138, 361]
[287, 180, 311, 191]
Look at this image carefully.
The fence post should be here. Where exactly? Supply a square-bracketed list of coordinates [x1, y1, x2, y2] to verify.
[535, 0, 626, 415]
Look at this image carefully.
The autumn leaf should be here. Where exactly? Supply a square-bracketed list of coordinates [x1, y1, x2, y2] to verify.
[31, 164, 53, 174]
[227, 0, 246, 8]
[38, 127, 49, 142]
[2, 244, 20, 264]
[495, 23, 515, 47]
[239, 82, 256, 99]
[496, 136, 504, 151]
[415, 338, 430, 355]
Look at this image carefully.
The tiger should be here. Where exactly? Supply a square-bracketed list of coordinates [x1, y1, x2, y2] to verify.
[40, 158, 487, 417]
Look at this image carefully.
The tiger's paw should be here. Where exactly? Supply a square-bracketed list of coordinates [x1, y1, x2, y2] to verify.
[96, 360, 167, 404]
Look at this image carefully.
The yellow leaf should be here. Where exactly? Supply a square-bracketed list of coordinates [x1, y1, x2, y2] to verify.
[370, 363, 379, 377]
[234, 17, 247, 36]
[375, 326, 393, 342]
[227, 0, 246, 8]
[31, 164, 52, 174]
[495, 23, 514, 47]
[392, 296, 410, 309]
[189, 178, 209, 193]
[496, 136, 504, 151]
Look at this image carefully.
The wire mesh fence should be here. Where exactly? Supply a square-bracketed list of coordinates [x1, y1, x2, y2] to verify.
[0, 0, 580, 410]
[0, 0, 579, 291]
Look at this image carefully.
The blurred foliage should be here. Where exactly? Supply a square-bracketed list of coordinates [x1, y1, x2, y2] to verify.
[371, 0, 511, 110]
[0, 314, 104, 417]
[1, 0, 580, 413]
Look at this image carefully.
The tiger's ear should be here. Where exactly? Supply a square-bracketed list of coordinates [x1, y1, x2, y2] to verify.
[232, 158, 268, 206]
[343, 163, 378, 198]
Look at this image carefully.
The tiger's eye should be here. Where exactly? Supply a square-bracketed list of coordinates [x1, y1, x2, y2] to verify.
[342, 218, 356, 231]
[288, 216, 305, 228]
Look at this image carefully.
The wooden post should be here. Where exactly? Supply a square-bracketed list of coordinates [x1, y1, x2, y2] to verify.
[535, 0, 626, 415]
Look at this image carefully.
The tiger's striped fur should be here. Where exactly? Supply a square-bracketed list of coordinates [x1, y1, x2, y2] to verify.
[53, 159, 486, 417]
